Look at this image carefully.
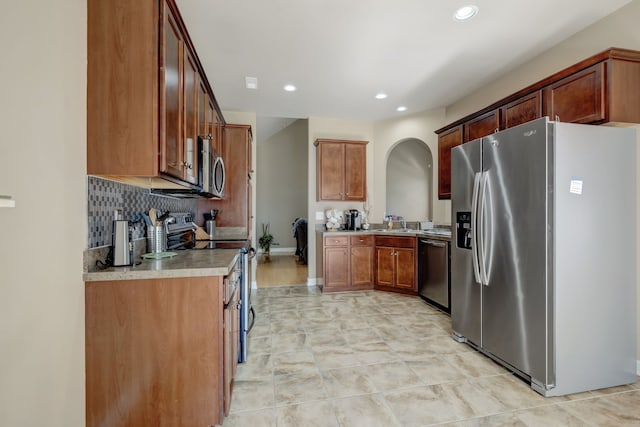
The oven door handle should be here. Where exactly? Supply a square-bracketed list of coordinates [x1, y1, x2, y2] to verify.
[248, 306, 255, 332]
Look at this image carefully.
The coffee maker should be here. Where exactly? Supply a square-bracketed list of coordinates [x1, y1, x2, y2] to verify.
[345, 209, 361, 231]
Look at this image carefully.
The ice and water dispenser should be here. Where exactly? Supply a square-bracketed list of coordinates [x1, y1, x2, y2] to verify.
[456, 212, 472, 249]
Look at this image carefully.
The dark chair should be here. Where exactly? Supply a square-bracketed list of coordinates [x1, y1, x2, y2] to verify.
[292, 218, 307, 265]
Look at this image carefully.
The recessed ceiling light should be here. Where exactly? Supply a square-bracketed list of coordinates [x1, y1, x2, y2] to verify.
[453, 5, 478, 21]
[375, 93, 388, 100]
[245, 76, 258, 90]
[397, 106, 407, 112]
[284, 84, 297, 92]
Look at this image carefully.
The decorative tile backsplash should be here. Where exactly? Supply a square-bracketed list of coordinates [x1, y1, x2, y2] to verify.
[87, 176, 197, 248]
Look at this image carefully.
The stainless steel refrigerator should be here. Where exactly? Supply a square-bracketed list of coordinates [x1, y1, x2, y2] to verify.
[451, 117, 637, 396]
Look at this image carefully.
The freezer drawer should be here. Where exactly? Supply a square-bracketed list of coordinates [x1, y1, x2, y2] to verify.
[418, 238, 450, 313]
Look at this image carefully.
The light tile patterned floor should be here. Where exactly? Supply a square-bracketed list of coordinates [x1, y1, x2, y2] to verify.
[221, 286, 640, 426]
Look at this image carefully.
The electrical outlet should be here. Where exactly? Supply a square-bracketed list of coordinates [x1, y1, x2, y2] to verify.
[315, 211, 324, 220]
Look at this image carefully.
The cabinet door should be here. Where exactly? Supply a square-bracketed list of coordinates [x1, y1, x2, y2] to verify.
[324, 246, 349, 289]
[210, 102, 221, 154]
[231, 290, 240, 380]
[375, 247, 395, 287]
[198, 83, 208, 137]
[501, 91, 542, 129]
[317, 142, 345, 200]
[395, 248, 416, 290]
[210, 125, 250, 227]
[223, 302, 232, 416]
[543, 63, 606, 124]
[160, 5, 184, 179]
[437, 125, 462, 200]
[344, 143, 366, 201]
[464, 109, 500, 143]
[350, 246, 374, 287]
[184, 52, 199, 184]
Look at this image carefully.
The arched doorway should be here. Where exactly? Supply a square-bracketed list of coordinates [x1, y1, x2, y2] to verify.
[385, 138, 433, 221]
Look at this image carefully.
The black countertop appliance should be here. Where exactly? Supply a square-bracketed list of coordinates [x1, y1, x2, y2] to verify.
[345, 209, 361, 230]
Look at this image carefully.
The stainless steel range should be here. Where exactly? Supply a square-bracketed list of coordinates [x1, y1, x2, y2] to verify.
[191, 239, 255, 364]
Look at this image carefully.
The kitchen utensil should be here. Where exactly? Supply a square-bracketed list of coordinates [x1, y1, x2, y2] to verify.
[148, 208, 158, 225]
[157, 211, 171, 223]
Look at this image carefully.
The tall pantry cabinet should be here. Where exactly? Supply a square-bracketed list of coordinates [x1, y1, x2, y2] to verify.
[204, 124, 253, 233]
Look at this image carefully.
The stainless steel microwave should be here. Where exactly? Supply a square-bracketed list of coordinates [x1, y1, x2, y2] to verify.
[150, 135, 225, 199]
[199, 135, 225, 198]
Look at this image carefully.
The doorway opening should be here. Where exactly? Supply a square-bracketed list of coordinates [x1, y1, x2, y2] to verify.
[385, 138, 433, 222]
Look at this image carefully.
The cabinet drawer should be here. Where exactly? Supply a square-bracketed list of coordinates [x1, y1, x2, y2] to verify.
[324, 235, 349, 246]
[350, 235, 374, 246]
[375, 236, 416, 249]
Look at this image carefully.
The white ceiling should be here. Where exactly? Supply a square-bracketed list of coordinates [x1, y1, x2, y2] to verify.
[176, 0, 631, 122]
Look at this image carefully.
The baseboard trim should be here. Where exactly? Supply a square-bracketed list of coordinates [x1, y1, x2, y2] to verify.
[307, 277, 322, 287]
[257, 247, 296, 255]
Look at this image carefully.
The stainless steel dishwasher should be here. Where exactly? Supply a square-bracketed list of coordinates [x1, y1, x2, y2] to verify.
[418, 238, 450, 313]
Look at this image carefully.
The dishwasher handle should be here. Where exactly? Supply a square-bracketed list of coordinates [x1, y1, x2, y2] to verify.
[420, 239, 446, 247]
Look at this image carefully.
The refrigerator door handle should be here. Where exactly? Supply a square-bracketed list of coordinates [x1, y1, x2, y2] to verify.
[471, 172, 482, 285]
[478, 171, 489, 285]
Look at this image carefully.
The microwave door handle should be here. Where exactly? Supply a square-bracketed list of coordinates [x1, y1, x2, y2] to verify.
[471, 172, 482, 285]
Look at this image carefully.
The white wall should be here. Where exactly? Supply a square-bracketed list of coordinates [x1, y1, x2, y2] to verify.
[256, 119, 308, 250]
[0, 1, 86, 426]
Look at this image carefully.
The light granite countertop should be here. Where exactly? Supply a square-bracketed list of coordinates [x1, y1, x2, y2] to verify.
[317, 228, 452, 242]
[83, 249, 239, 282]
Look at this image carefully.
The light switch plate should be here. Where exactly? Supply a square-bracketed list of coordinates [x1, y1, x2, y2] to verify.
[315, 211, 324, 220]
[0, 195, 15, 208]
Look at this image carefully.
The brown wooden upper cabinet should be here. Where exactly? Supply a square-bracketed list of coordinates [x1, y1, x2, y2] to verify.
[435, 48, 640, 199]
[464, 109, 500, 143]
[315, 139, 368, 201]
[437, 126, 462, 200]
[543, 63, 606, 124]
[501, 91, 542, 129]
[87, 0, 224, 189]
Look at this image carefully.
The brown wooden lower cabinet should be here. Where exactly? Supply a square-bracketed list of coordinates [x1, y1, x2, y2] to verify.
[85, 276, 226, 427]
[223, 284, 240, 416]
[321, 234, 374, 291]
[374, 236, 417, 292]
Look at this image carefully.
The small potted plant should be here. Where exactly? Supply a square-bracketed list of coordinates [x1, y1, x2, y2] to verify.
[258, 223, 277, 262]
